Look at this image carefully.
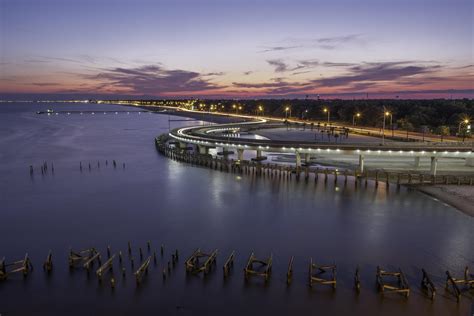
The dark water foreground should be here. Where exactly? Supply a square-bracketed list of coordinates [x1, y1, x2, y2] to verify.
[0, 103, 472, 315]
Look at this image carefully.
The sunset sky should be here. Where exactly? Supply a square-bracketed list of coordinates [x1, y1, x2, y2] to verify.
[0, 0, 472, 99]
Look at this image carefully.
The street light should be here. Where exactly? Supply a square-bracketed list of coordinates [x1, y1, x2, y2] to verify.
[352, 112, 361, 126]
[459, 119, 470, 132]
[285, 106, 291, 119]
[382, 111, 392, 145]
[459, 118, 471, 141]
[257, 105, 264, 116]
[323, 107, 330, 124]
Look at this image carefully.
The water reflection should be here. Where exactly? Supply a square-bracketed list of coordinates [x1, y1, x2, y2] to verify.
[0, 103, 472, 315]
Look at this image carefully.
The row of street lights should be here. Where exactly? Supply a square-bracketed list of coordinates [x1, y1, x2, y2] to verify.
[202, 104, 470, 142]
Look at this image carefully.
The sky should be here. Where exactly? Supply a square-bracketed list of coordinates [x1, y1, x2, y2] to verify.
[0, 0, 473, 99]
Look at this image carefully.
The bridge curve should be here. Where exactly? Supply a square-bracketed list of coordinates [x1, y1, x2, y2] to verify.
[168, 117, 474, 175]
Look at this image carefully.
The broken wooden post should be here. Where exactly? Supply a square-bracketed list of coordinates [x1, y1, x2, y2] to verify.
[0, 254, 33, 280]
[83, 251, 101, 271]
[421, 268, 436, 300]
[96, 254, 116, 282]
[376, 266, 410, 298]
[287, 256, 294, 285]
[223, 251, 235, 277]
[68, 248, 97, 269]
[244, 252, 272, 282]
[354, 266, 361, 292]
[43, 250, 53, 272]
[185, 248, 218, 275]
[445, 270, 461, 302]
[445, 267, 473, 301]
[134, 256, 151, 285]
[308, 259, 336, 289]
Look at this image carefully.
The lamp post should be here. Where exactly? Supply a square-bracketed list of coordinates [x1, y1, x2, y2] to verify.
[232, 104, 237, 113]
[459, 119, 470, 141]
[382, 111, 391, 145]
[323, 108, 330, 124]
[285, 106, 291, 119]
[352, 112, 361, 126]
[258, 105, 264, 116]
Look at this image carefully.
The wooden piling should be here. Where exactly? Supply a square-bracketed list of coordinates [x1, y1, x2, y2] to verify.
[185, 248, 218, 275]
[83, 252, 101, 271]
[244, 252, 272, 282]
[43, 250, 53, 272]
[421, 269, 436, 300]
[376, 266, 410, 298]
[96, 254, 115, 281]
[354, 266, 361, 292]
[287, 256, 294, 285]
[308, 259, 336, 289]
[223, 251, 235, 277]
[134, 256, 151, 285]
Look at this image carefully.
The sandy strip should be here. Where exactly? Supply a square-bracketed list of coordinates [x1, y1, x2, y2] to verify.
[417, 185, 474, 217]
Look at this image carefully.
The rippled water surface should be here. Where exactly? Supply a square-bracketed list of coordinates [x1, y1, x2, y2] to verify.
[0, 103, 473, 315]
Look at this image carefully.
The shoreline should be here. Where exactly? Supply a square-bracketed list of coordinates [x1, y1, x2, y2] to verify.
[415, 185, 474, 217]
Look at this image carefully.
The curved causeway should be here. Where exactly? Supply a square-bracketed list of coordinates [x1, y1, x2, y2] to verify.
[167, 116, 474, 176]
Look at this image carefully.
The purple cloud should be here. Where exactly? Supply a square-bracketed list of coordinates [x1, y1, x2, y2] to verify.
[267, 59, 289, 72]
[312, 62, 441, 87]
[89, 64, 224, 94]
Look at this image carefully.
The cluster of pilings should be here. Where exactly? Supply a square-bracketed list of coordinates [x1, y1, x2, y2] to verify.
[29, 159, 127, 176]
[2, 247, 473, 302]
[23, 242, 179, 288]
[155, 136, 474, 186]
[79, 159, 125, 172]
[30, 161, 54, 176]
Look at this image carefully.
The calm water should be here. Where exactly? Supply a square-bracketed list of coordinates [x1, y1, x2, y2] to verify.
[0, 102, 472, 315]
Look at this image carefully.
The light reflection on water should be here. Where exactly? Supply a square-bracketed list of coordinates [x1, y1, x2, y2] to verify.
[0, 102, 472, 315]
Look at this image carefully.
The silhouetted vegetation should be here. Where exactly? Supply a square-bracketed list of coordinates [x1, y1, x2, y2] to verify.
[106, 98, 474, 137]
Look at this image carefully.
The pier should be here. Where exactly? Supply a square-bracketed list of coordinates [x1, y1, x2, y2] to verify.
[0, 244, 471, 307]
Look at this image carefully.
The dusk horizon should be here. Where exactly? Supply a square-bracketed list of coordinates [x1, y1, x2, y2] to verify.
[1, 0, 473, 100]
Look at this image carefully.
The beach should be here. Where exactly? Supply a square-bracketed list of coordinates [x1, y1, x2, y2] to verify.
[417, 185, 474, 217]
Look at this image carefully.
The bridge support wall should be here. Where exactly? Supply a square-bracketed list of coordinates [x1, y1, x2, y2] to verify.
[430, 157, 438, 176]
[304, 153, 310, 164]
[414, 156, 420, 168]
[198, 145, 208, 155]
[237, 148, 244, 161]
[466, 158, 474, 167]
[295, 151, 301, 169]
[358, 154, 365, 173]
